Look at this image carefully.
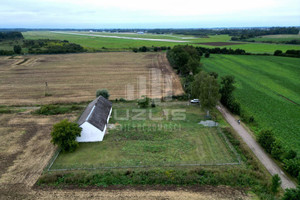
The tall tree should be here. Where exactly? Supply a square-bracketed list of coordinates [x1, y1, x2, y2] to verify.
[219, 75, 235, 105]
[219, 75, 241, 115]
[191, 71, 220, 116]
[13, 45, 22, 54]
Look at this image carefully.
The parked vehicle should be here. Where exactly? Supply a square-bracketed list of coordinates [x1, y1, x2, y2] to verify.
[190, 99, 200, 104]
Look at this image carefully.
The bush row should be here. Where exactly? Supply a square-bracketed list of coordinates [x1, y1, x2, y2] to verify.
[132, 46, 171, 53]
[34, 105, 82, 115]
[38, 168, 269, 193]
[274, 49, 300, 58]
[257, 130, 300, 180]
[0, 50, 14, 56]
[196, 47, 247, 55]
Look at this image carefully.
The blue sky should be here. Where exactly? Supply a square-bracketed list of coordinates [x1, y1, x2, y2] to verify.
[0, 0, 299, 28]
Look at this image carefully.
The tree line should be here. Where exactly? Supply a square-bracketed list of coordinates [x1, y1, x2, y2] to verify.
[228, 27, 299, 41]
[0, 39, 86, 55]
[24, 39, 85, 54]
[167, 45, 241, 116]
[132, 46, 171, 53]
[0, 31, 24, 41]
[258, 129, 300, 182]
[167, 45, 300, 185]
[274, 49, 300, 58]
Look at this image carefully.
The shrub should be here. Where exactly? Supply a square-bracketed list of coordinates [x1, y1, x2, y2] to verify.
[34, 105, 79, 115]
[139, 46, 148, 52]
[284, 150, 297, 160]
[151, 100, 156, 108]
[271, 174, 281, 194]
[119, 98, 126, 102]
[282, 185, 300, 200]
[274, 50, 282, 56]
[137, 96, 150, 108]
[283, 158, 300, 178]
[96, 89, 110, 99]
[257, 130, 275, 153]
[271, 140, 284, 160]
[51, 119, 82, 152]
[228, 100, 241, 115]
[204, 52, 210, 58]
[13, 45, 22, 54]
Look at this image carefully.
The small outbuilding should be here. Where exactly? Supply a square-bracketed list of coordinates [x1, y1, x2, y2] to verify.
[77, 96, 112, 142]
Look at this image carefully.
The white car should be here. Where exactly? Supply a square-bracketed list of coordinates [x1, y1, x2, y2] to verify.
[190, 99, 200, 104]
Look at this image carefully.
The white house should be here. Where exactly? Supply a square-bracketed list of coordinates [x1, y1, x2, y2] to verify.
[77, 96, 112, 142]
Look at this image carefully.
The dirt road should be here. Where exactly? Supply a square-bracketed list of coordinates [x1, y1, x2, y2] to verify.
[217, 105, 296, 189]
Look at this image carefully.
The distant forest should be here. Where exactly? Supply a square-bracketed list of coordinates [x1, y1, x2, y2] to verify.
[0, 31, 24, 40]
[0, 31, 85, 55]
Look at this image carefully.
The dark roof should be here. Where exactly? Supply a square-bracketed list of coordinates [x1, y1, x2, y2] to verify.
[78, 96, 112, 131]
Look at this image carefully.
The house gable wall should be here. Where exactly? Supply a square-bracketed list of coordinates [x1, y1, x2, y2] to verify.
[77, 122, 105, 142]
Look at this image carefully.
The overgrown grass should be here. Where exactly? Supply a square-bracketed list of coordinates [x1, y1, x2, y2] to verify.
[0, 106, 25, 113]
[33, 104, 83, 115]
[51, 103, 238, 170]
[39, 102, 276, 199]
[202, 54, 300, 154]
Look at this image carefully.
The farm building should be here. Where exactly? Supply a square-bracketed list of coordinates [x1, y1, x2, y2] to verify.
[77, 96, 112, 142]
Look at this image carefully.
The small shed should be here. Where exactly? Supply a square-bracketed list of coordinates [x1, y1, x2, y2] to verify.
[77, 96, 112, 142]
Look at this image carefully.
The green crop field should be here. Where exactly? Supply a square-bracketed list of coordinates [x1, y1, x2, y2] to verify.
[249, 34, 300, 43]
[50, 102, 239, 170]
[202, 55, 300, 153]
[22, 31, 300, 53]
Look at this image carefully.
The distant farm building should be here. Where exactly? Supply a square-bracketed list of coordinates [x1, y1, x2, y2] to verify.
[77, 96, 112, 142]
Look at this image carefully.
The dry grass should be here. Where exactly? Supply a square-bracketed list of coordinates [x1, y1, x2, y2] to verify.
[0, 52, 183, 105]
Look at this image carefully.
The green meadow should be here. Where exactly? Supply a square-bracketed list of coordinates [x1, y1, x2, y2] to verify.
[22, 31, 300, 53]
[202, 54, 300, 153]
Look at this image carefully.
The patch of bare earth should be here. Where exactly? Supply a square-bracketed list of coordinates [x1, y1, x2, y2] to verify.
[0, 52, 184, 105]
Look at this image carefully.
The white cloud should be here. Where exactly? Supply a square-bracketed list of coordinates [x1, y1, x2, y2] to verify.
[0, 0, 299, 28]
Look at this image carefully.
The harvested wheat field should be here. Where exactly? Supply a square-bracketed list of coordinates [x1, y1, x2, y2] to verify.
[0, 52, 183, 105]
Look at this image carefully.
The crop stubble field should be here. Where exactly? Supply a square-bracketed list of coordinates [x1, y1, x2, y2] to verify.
[202, 54, 300, 153]
[0, 52, 183, 105]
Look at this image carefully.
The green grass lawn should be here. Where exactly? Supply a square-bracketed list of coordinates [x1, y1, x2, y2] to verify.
[22, 31, 300, 53]
[51, 102, 238, 170]
[202, 54, 300, 153]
